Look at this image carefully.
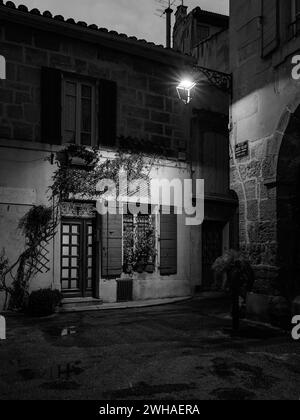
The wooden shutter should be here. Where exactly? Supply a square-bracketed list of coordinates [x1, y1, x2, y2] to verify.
[160, 209, 177, 276]
[101, 208, 122, 278]
[41, 67, 62, 144]
[99, 79, 117, 148]
[261, 0, 279, 57]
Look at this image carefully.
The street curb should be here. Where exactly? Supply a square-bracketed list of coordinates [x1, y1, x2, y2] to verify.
[59, 295, 193, 313]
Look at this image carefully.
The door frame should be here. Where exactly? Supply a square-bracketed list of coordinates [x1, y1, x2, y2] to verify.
[60, 216, 98, 298]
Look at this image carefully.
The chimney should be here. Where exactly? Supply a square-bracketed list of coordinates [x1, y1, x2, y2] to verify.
[165, 7, 173, 49]
[175, 4, 188, 21]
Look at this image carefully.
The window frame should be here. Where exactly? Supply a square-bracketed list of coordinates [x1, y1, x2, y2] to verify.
[122, 206, 158, 271]
[61, 76, 97, 147]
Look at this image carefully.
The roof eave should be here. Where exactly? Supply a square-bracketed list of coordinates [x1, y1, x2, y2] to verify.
[0, 5, 195, 68]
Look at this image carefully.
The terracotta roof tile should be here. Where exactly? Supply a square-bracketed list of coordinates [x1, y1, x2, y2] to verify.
[0, 1, 187, 54]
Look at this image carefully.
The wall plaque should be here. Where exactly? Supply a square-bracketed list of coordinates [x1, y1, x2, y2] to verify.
[235, 141, 249, 159]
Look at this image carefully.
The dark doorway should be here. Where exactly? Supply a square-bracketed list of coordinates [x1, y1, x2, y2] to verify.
[61, 218, 95, 298]
[277, 106, 300, 299]
[202, 221, 224, 290]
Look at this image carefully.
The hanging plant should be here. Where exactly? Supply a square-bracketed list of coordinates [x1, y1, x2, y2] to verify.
[48, 144, 156, 202]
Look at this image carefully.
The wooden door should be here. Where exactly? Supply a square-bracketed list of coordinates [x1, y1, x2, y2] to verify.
[61, 218, 95, 297]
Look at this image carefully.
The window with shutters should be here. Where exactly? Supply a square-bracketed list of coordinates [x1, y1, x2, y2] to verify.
[41, 68, 117, 147]
[62, 78, 96, 146]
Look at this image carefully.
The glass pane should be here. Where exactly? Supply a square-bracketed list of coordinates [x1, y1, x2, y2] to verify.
[71, 269, 78, 278]
[62, 269, 69, 279]
[63, 225, 70, 234]
[62, 281, 69, 290]
[88, 256, 93, 268]
[71, 258, 77, 267]
[65, 95, 76, 131]
[88, 268, 92, 278]
[82, 85, 92, 98]
[72, 225, 79, 234]
[88, 235, 93, 245]
[88, 247, 93, 256]
[71, 247, 78, 256]
[62, 258, 69, 268]
[66, 81, 76, 96]
[72, 236, 78, 245]
[87, 279, 92, 289]
[81, 98, 92, 131]
[62, 246, 69, 256]
[71, 280, 78, 289]
[88, 225, 93, 234]
[62, 235, 69, 245]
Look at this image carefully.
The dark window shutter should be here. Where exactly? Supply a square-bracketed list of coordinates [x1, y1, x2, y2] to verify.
[99, 79, 117, 148]
[261, 0, 279, 57]
[41, 67, 62, 144]
[160, 208, 177, 276]
[101, 208, 123, 278]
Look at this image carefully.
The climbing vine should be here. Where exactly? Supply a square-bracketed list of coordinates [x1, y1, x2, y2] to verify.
[0, 205, 58, 311]
[49, 144, 157, 201]
[0, 141, 159, 311]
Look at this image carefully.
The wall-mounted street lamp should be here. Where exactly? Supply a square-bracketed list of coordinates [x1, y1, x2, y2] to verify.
[176, 79, 197, 104]
[176, 65, 232, 104]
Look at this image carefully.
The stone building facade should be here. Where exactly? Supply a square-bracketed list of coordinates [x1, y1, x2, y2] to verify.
[0, 1, 200, 309]
[230, 0, 300, 311]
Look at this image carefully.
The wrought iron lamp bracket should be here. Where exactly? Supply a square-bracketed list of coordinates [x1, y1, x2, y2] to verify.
[193, 65, 232, 94]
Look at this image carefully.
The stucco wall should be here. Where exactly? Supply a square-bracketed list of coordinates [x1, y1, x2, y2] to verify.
[0, 7, 200, 308]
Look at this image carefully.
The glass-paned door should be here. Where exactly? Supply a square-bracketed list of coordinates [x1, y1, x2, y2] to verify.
[61, 218, 95, 297]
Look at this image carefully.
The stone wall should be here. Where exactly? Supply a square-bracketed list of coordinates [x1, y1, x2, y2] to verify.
[230, 0, 300, 296]
[0, 17, 189, 158]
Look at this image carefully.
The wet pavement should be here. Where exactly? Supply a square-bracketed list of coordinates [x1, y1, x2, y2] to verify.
[0, 297, 299, 400]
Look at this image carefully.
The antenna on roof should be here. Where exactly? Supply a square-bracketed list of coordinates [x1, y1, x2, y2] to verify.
[154, 0, 179, 48]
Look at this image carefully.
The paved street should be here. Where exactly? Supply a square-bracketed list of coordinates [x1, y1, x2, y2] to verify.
[0, 297, 299, 400]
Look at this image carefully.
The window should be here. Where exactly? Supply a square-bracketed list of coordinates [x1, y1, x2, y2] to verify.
[290, 0, 300, 37]
[62, 78, 96, 146]
[123, 212, 156, 273]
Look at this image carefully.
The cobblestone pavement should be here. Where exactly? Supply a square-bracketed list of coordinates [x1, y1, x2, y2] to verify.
[0, 297, 299, 400]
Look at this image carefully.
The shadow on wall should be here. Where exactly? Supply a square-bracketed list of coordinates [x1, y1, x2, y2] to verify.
[277, 105, 300, 300]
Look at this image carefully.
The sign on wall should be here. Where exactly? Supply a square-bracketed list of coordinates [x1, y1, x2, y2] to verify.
[235, 141, 249, 159]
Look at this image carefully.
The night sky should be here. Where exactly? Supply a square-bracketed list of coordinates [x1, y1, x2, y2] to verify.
[12, 0, 229, 45]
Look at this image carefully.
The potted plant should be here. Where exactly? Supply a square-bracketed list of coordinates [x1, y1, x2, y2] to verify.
[212, 250, 254, 332]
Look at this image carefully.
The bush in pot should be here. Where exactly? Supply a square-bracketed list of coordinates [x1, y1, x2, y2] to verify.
[27, 289, 63, 317]
[212, 250, 254, 332]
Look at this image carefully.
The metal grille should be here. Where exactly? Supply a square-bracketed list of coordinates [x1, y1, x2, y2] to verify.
[117, 279, 133, 302]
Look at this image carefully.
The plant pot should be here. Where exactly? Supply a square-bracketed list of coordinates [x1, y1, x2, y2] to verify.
[145, 264, 155, 273]
[136, 263, 144, 274]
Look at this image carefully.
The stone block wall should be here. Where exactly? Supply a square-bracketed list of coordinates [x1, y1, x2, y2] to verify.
[230, 0, 300, 295]
[0, 18, 188, 158]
